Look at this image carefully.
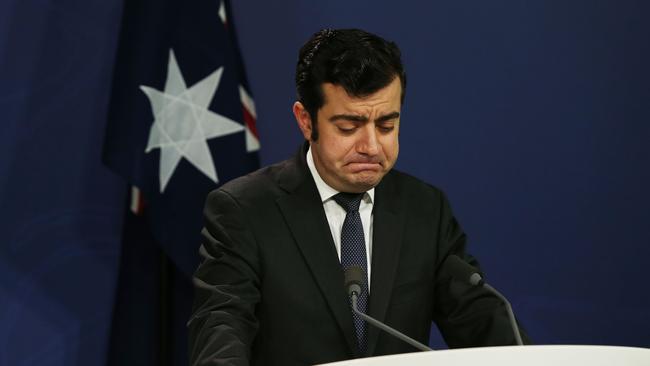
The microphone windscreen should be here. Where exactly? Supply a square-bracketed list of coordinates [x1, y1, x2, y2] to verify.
[343, 266, 365, 294]
[443, 255, 484, 286]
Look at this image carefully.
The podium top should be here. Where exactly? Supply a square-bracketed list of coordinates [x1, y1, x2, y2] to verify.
[317, 345, 650, 366]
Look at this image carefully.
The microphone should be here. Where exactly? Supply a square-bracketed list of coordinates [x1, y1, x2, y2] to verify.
[443, 255, 524, 345]
[343, 266, 433, 352]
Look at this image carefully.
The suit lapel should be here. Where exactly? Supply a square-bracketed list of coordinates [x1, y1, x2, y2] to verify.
[366, 174, 405, 356]
[275, 147, 359, 357]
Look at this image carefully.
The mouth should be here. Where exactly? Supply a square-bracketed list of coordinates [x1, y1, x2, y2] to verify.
[345, 162, 383, 173]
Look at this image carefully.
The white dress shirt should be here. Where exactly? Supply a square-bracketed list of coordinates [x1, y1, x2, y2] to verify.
[306, 146, 374, 286]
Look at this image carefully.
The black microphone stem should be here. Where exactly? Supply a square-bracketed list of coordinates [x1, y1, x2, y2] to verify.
[351, 293, 432, 352]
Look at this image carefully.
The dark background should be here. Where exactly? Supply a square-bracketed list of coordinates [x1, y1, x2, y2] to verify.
[1, 1, 648, 365]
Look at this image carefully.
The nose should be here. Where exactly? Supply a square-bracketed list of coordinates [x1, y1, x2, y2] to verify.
[356, 124, 379, 156]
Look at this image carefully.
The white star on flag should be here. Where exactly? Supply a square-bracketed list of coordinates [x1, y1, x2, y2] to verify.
[140, 50, 245, 192]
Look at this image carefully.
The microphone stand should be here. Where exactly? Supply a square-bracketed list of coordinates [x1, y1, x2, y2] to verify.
[483, 283, 524, 346]
[350, 292, 432, 351]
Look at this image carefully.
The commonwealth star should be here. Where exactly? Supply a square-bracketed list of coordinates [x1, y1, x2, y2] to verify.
[140, 50, 245, 192]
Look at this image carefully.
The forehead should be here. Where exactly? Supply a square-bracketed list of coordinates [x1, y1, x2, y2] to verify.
[319, 78, 402, 113]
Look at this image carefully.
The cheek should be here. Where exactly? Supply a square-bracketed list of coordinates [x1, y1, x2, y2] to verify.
[320, 138, 349, 167]
[382, 136, 399, 158]
[323, 137, 355, 161]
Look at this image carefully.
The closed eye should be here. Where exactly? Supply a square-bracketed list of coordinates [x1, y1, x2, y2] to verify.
[338, 126, 356, 133]
[378, 126, 395, 133]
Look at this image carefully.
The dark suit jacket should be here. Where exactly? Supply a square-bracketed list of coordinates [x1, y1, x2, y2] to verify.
[189, 145, 528, 366]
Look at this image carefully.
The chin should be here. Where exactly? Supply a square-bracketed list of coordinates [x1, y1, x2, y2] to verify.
[350, 173, 383, 190]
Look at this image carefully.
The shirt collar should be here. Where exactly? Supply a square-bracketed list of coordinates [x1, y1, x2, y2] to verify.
[306, 145, 375, 204]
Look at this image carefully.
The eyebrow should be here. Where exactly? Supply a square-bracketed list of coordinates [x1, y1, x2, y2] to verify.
[375, 111, 400, 123]
[329, 111, 400, 123]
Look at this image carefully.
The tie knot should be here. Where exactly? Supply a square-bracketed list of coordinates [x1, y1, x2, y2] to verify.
[333, 192, 364, 213]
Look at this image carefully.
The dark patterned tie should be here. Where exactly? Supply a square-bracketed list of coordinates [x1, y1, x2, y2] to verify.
[333, 192, 369, 354]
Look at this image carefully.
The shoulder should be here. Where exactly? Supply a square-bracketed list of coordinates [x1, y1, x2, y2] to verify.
[205, 155, 301, 207]
[376, 168, 456, 220]
[382, 168, 447, 203]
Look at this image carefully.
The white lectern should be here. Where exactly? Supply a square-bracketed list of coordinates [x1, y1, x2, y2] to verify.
[317, 345, 650, 366]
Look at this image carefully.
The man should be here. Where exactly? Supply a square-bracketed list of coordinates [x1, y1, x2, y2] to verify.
[189, 28, 528, 366]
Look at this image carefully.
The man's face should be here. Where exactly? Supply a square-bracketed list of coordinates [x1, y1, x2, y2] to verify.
[294, 77, 401, 193]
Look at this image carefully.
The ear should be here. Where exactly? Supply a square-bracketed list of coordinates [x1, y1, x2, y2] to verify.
[293, 101, 313, 141]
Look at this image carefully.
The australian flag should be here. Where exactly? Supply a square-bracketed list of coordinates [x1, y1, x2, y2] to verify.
[103, 0, 259, 364]
[104, 0, 259, 276]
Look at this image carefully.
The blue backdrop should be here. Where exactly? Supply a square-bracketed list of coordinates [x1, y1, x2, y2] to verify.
[1, 1, 648, 365]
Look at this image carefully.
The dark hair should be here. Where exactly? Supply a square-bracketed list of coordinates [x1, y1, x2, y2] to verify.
[295, 28, 407, 140]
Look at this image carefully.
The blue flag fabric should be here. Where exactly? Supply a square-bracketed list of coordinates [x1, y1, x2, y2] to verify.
[104, 0, 260, 277]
